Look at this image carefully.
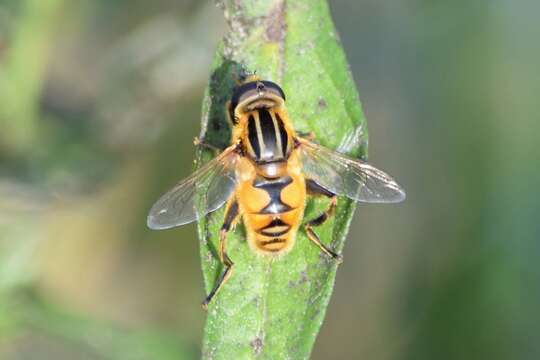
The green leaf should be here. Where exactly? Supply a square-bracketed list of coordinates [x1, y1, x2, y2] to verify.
[0, 0, 66, 154]
[0, 291, 197, 360]
[197, 0, 367, 358]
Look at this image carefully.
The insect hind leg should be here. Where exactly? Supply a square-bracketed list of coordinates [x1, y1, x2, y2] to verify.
[304, 179, 343, 264]
[202, 200, 239, 310]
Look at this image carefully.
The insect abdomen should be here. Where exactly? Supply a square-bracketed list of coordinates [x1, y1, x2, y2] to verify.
[238, 172, 305, 255]
[249, 208, 302, 253]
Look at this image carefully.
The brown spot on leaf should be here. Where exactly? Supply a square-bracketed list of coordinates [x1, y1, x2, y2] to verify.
[318, 97, 327, 109]
[288, 270, 309, 288]
[299, 270, 308, 284]
[251, 337, 264, 356]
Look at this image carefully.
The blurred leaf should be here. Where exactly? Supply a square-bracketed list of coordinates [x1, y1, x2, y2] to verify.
[0, 0, 65, 154]
[196, 0, 367, 358]
[0, 292, 197, 360]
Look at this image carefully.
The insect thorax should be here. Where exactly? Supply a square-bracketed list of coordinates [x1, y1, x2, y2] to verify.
[242, 108, 292, 178]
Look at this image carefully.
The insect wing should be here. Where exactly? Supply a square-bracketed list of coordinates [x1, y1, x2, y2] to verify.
[298, 138, 405, 203]
[147, 145, 239, 229]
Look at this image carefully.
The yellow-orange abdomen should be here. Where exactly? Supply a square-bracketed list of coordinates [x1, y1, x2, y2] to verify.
[237, 162, 306, 255]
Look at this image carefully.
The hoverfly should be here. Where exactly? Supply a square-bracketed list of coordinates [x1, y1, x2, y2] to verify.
[147, 75, 405, 308]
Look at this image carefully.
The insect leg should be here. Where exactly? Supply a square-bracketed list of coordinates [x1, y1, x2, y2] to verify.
[202, 199, 239, 309]
[304, 179, 343, 264]
[193, 137, 220, 153]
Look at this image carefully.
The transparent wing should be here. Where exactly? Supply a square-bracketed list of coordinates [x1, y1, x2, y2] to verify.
[147, 145, 239, 229]
[298, 138, 406, 203]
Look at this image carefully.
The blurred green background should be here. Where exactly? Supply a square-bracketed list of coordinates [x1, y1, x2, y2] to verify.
[0, 0, 538, 359]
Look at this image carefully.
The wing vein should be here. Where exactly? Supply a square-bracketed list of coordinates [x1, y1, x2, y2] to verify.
[297, 138, 405, 203]
[147, 145, 240, 229]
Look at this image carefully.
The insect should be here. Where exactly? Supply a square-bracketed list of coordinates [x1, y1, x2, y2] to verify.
[147, 76, 405, 308]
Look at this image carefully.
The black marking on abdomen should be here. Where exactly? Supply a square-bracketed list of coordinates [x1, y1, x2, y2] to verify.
[257, 218, 291, 237]
[253, 176, 292, 191]
[259, 238, 287, 245]
[253, 176, 294, 214]
[260, 200, 292, 214]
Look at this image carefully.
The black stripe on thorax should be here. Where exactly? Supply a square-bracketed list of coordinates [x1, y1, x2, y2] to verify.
[246, 109, 289, 163]
[247, 114, 260, 158]
[259, 109, 278, 159]
[275, 113, 288, 156]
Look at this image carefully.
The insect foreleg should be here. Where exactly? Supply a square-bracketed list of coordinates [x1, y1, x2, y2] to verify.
[193, 137, 221, 153]
[202, 199, 239, 309]
[305, 179, 343, 264]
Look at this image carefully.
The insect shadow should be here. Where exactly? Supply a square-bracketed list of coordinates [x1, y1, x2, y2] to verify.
[200, 59, 250, 151]
[198, 59, 248, 278]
